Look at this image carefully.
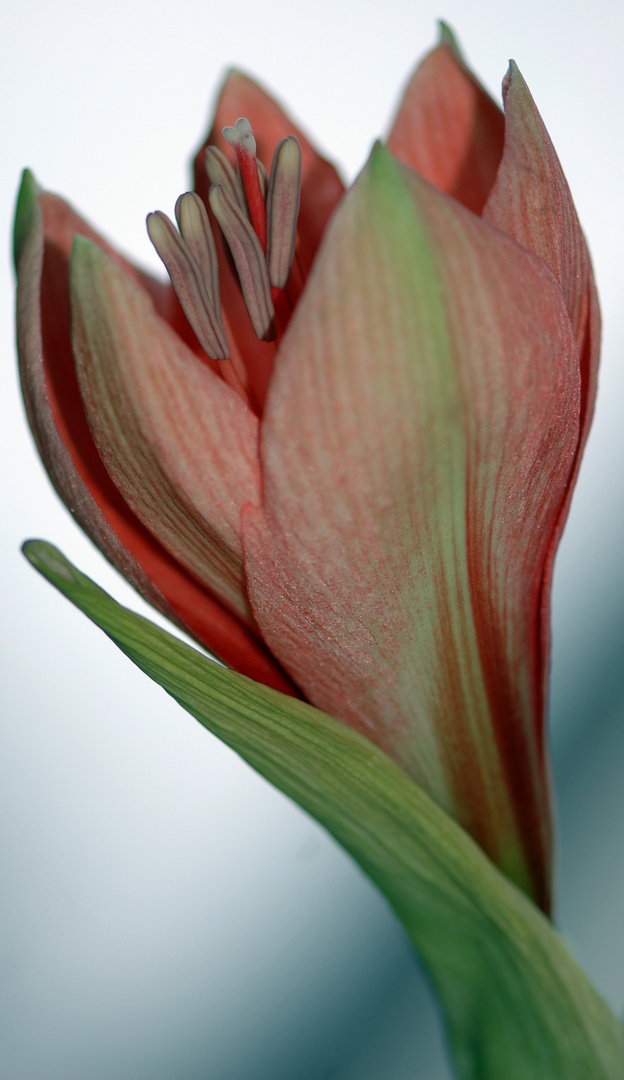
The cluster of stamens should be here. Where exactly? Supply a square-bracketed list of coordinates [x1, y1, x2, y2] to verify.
[147, 118, 302, 372]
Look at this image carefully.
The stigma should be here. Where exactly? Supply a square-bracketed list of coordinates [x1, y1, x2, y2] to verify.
[147, 118, 302, 366]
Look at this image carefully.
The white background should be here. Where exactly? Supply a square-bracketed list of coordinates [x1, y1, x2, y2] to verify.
[1, 1, 624, 1077]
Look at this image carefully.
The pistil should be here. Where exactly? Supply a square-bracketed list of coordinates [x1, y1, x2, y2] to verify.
[222, 118, 268, 252]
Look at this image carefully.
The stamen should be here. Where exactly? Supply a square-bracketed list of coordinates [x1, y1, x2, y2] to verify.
[147, 206, 229, 361]
[222, 118, 267, 251]
[208, 183, 275, 342]
[204, 146, 245, 211]
[175, 192, 220, 314]
[266, 137, 302, 289]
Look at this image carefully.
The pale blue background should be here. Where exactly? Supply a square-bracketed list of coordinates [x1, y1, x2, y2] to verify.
[1, 1, 623, 1076]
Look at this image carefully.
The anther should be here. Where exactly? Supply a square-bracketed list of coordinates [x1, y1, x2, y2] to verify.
[208, 183, 275, 342]
[147, 200, 229, 361]
[175, 192, 220, 314]
[222, 117, 267, 251]
[266, 136, 302, 289]
[205, 146, 246, 211]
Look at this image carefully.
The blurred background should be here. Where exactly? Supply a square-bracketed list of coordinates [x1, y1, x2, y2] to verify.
[1, 1, 623, 1076]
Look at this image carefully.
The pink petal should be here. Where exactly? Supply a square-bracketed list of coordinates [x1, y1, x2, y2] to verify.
[386, 29, 505, 214]
[242, 148, 580, 908]
[14, 173, 297, 693]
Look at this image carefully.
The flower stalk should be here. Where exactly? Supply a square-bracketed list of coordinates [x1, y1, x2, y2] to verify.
[16, 22, 622, 1079]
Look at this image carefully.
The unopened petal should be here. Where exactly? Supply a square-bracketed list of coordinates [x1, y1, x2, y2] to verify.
[482, 63, 593, 345]
[483, 62, 599, 437]
[243, 146, 581, 909]
[386, 25, 505, 214]
[70, 236, 260, 624]
[483, 63, 602, 753]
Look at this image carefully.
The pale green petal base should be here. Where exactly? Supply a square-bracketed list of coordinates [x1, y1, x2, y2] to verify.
[23, 540, 624, 1080]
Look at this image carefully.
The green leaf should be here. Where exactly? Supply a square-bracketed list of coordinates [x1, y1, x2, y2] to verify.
[23, 539, 624, 1080]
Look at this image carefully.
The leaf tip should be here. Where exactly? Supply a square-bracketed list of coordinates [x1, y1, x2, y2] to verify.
[22, 539, 84, 586]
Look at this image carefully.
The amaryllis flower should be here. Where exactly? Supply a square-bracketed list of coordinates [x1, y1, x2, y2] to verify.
[14, 26, 598, 914]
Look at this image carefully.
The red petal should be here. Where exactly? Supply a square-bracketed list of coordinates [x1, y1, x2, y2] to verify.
[196, 69, 344, 264]
[386, 31, 505, 215]
[14, 173, 297, 694]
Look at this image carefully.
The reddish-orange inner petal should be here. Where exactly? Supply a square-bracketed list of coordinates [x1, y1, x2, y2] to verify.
[193, 70, 345, 407]
[386, 42, 505, 215]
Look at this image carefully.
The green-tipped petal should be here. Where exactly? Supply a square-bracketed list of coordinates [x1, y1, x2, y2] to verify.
[70, 236, 260, 624]
[13, 167, 40, 268]
[436, 20, 461, 54]
[12, 174, 294, 689]
[23, 540, 624, 1080]
[242, 145, 581, 908]
[13, 172, 190, 630]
